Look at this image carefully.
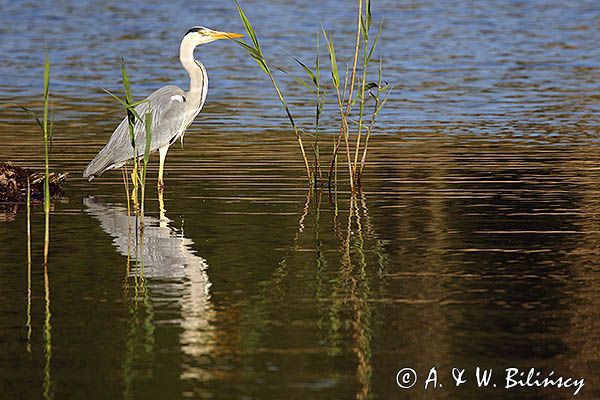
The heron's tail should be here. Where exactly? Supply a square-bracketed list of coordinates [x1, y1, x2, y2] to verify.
[83, 151, 113, 181]
[83, 163, 100, 181]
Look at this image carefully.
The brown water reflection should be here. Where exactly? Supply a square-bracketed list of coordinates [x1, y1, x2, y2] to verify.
[2, 120, 600, 398]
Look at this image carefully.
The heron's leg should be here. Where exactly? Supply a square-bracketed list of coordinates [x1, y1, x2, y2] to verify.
[158, 145, 169, 189]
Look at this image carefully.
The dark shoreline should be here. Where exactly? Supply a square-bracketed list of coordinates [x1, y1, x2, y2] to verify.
[0, 161, 66, 204]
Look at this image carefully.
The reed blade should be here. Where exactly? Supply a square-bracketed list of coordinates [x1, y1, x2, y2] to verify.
[367, 19, 383, 63]
[234, 0, 261, 51]
[293, 57, 317, 86]
[322, 28, 340, 88]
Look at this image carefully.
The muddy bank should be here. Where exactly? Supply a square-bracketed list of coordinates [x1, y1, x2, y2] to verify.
[0, 162, 66, 203]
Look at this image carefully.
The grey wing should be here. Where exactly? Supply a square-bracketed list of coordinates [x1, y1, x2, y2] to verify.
[83, 85, 187, 179]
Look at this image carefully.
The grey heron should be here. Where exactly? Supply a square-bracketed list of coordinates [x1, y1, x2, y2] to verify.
[83, 27, 243, 188]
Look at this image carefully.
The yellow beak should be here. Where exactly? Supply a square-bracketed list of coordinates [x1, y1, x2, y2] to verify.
[210, 31, 244, 40]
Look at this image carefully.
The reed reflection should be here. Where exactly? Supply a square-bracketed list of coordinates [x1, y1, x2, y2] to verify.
[267, 189, 389, 399]
[84, 195, 215, 391]
[331, 192, 389, 399]
[43, 262, 52, 400]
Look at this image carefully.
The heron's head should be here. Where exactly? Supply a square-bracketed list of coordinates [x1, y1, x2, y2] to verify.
[183, 26, 243, 46]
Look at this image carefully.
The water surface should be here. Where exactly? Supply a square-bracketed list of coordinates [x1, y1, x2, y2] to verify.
[1, 0, 600, 399]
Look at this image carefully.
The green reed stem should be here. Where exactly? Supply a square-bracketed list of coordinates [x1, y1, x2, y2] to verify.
[140, 112, 152, 221]
[122, 167, 131, 217]
[340, 0, 364, 192]
[233, 0, 386, 189]
[353, 11, 370, 178]
[345, 0, 363, 115]
[119, 59, 141, 210]
[323, 30, 354, 191]
[42, 48, 51, 265]
[359, 59, 389, 180]
[346, 0, 365, 190]
[314, 33, 323, 185]
[40, 47, 53, 377]
[268, 72, 312, 183]
[109, 60, 152, 213]
[234, 0, 312, 185]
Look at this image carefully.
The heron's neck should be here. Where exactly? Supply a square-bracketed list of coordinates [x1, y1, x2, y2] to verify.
[179, 40, 206, 96]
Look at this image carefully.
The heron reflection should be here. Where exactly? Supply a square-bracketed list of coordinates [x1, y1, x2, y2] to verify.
[83, 196, 214, 379]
